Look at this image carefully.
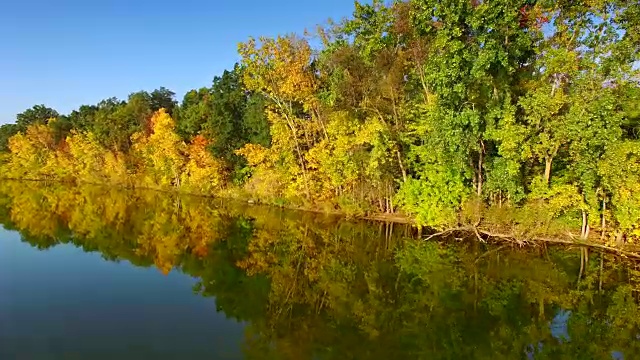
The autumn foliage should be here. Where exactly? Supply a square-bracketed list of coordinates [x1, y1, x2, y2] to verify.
[2, 109, 226, 195]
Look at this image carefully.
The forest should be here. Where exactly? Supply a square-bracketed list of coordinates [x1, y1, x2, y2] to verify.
[0, 0, 639, 243]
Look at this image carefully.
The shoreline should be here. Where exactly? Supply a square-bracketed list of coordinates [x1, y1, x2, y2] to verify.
[0, 176, 416, 223]
[2, 177, 638, 258]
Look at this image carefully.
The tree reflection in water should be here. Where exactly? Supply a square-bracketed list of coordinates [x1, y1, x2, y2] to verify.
[1, 181, 639, 360]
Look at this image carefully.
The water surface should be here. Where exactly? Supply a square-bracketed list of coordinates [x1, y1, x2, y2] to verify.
[1, 182, 639, 359]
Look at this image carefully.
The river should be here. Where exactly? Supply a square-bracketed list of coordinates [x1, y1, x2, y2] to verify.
[0, 181, 638, 359]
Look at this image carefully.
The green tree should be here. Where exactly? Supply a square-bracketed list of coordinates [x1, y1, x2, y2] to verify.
[149, 87, 177, 115]
[66, 105, 98, 132]
[0, 124, 19, 152]
[175, 87, 212, 139]
[204, 65, 254, 171]
[398, 0, 539, 226]
[16, 104, 59, 131]
[175, 65, 270, 179]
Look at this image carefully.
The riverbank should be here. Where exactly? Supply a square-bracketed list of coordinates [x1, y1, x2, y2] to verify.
[2, 177, 638, 259]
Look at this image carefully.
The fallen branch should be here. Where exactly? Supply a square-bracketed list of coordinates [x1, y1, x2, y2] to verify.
[472, 225, 486, 243]
[478, 229, 640, 260]
[424, 227, 467, 241]
[477, 229, 525, 246]
[422, 226, 640, 260]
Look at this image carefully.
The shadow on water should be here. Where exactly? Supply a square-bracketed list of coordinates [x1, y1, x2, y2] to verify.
[1, 180, 640, 359]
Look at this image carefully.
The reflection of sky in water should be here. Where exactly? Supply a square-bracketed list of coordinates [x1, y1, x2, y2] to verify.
[550, 309, 571, 343]
[0, 231, 245, 360]
[525, 309, 626, 360]
[525, 342, 543, 360]
[525, 310, 567, 359]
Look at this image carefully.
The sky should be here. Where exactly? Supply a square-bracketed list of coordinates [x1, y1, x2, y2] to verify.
[0, 0, 361, 124]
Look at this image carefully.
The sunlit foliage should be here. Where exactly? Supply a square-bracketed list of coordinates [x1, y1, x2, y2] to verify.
[132, 109, 187, 189]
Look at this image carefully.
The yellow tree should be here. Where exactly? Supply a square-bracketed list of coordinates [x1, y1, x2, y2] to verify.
[6, 122, 58, 180]
[238, 35, 322, 200]
[599, 141, 640, 243]
[66, 131, 108, 184]
[66, 130, 129, 186]
[131, 109, 186, 189]
[235, 143, 288, 202]
[181, 135, 226, 194]
[306, 111, 390, 212]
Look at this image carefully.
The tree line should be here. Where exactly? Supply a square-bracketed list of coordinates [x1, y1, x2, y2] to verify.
[1, 0, 639, 241]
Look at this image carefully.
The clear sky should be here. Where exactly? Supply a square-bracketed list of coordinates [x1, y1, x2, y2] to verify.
[0, 0, 361, 124]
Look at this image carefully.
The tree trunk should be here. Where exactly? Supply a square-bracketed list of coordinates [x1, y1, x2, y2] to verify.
[470, 158, 477, 191]
[585, 248, 589, 268]
[477, 146, 484, 197]
[598, 252, 604, 293]
[415, 61, 432, 105]
[578, 247, 585, 283]
[313, 106, 329, 141]
[585, 223, 590, 240]
[396, 150, 407, 183]
[544, 156, 553, 185]
[287, 127, 307, 191]
[601, 197, 606, 240]
[580, 210, 591, 240]
[278, 100, 310, 199]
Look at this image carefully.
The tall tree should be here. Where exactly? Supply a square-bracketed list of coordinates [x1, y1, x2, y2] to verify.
[238, 35, 320, 199]
[149, 87, 177, 115]
[398, 0, 539, 226]
[175, 88, 213, 139]
[16, 105, 59, 131]
[175, 65, 270, 178]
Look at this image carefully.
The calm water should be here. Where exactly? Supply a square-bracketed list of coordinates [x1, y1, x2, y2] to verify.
[1, 181, 639, 359]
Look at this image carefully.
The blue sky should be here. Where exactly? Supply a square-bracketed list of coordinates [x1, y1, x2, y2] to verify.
[0, 0, 361, 124]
